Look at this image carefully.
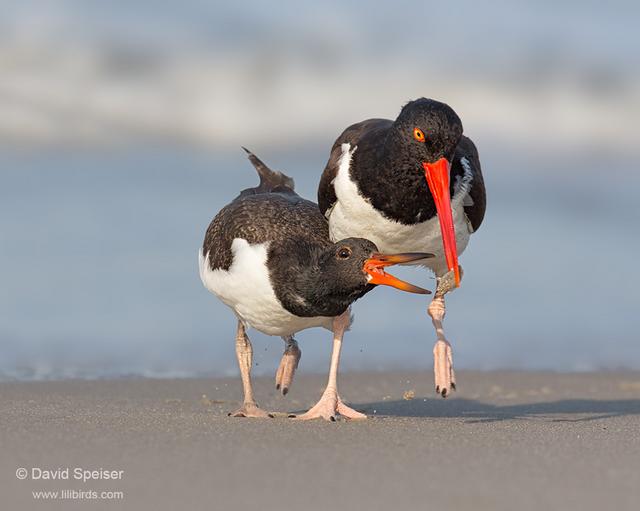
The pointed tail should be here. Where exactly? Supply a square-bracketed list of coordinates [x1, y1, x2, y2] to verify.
[241, 147, 295, 194]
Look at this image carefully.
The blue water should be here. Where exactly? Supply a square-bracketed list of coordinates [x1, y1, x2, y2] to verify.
[1, 145, 638, 380]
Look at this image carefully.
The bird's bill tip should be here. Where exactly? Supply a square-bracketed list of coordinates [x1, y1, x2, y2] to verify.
[363, 252, 432, 294]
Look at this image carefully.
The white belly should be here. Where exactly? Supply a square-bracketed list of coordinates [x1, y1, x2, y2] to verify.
[198, 239, 333, 336]
[328, 144, 472, 276]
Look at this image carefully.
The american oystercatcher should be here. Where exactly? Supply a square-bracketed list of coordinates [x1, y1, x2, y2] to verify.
[318, 98, 486, 397]
[199, 148, 432, 420]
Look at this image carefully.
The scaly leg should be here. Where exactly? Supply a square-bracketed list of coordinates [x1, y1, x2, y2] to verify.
[275, 335, 301, 395]
[228, 321, 271, 418]
[428, 268, 461, 398]
[294, 310, 366, 421]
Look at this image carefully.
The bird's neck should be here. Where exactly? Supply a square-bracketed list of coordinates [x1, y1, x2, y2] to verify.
[351, 136, 437, 225]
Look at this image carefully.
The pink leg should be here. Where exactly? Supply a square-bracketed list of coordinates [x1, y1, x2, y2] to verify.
[294, 310, 366, 421]
[428, 270, 459, 398]
[275, 336, 301, 395]
[228, 321, 272, 418]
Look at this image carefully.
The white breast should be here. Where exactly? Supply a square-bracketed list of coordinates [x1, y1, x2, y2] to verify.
[198, 239, 333, 336]
[328, 144, 473, 277]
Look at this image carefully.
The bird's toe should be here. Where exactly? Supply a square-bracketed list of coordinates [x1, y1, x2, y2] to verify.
[228, 403, 272, 418]
[275, 345, 301, 396]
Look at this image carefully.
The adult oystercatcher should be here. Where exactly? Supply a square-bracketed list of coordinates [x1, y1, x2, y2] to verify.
[199, 148, 432, 420]
[318, 98, 486, 397]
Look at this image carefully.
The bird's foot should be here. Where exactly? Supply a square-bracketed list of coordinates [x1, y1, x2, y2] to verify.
[433, 339, 456, 398]
[275, 342, 301, 395]
[435, 267, 463, 297]
[228, 402, 273, 418]
[292, 388, 366, 422]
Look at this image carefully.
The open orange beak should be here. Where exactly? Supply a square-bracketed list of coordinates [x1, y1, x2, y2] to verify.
[423, 158, 460, 287]
[363, 252, 433, 294]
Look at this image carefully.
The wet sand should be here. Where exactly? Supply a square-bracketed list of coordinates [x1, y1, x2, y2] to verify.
[2, 371, 640, 510]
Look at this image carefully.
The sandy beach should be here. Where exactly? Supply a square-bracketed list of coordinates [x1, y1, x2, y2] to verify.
[2, 370, 639, 510]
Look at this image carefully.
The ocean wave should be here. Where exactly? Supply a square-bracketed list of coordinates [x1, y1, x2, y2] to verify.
[0, 1, 638, 153]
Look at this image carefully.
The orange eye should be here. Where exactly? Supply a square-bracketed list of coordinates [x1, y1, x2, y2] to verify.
[413, 128, 425, 142]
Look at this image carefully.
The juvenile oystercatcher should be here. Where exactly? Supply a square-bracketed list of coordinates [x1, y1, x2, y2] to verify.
[199, 148, 432, 420]
[318, 98, 486, 397]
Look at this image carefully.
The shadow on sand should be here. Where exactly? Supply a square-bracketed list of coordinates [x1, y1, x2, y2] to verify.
[354, 398, 640, 423]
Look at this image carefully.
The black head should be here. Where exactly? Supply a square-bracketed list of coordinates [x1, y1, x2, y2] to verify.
[312, 237, 430, 315]
[316, 237, 379, 299]
[268, 238, 430, 319]
[391, 98, 463, 164]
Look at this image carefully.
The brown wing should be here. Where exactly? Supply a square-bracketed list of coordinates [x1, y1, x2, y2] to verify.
[318, 119, 392, 217]
[203, 193, 330, 271]
[453, 135, 486, 232]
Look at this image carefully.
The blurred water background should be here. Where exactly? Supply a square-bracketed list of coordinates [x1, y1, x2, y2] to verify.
[1, 1, 639, 380]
